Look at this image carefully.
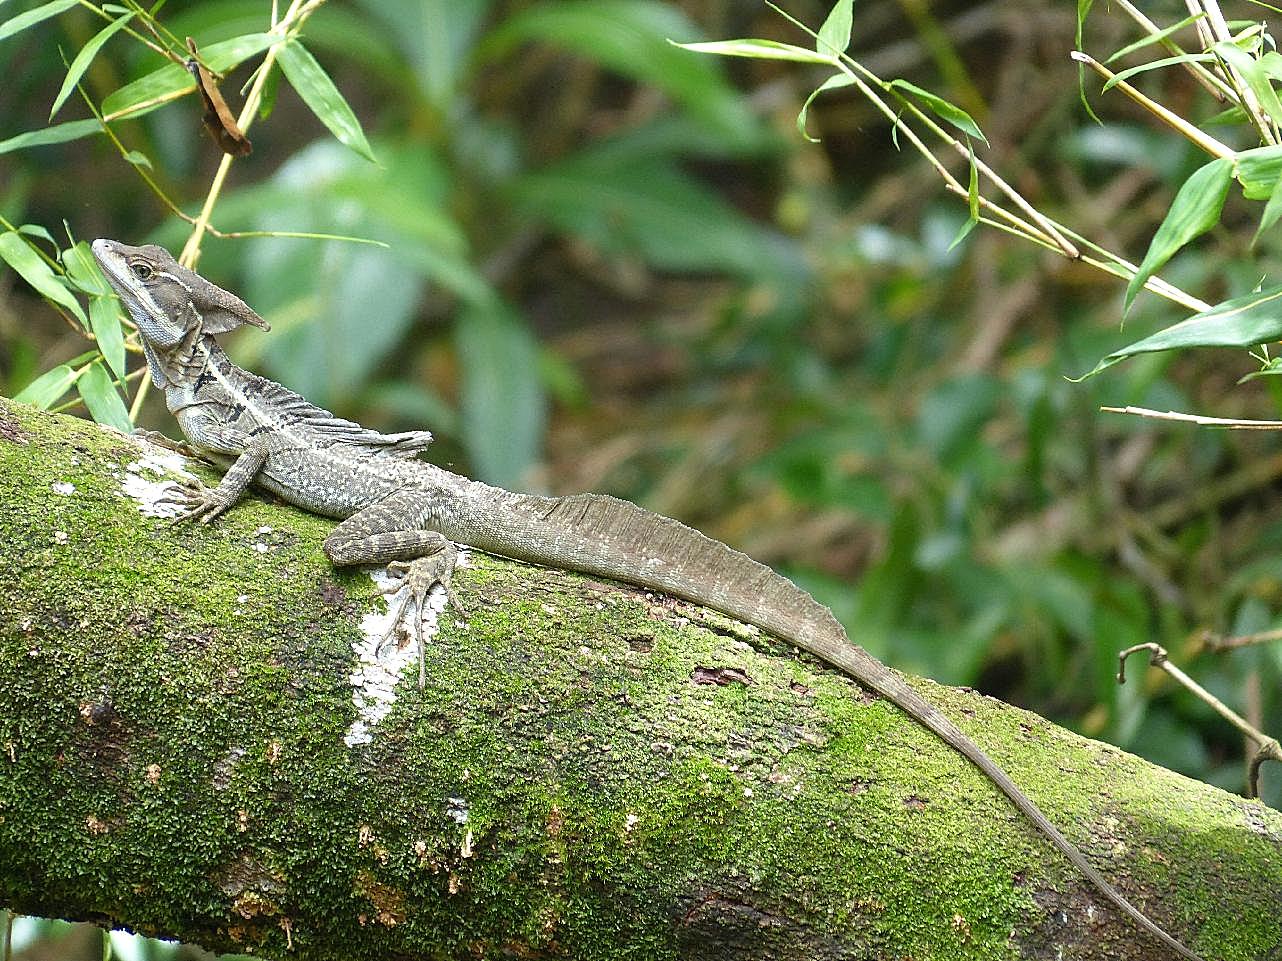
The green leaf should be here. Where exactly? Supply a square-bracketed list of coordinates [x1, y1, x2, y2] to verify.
[482, 0, 761, 147]
[949, 141, 980, 251]
[123, 149, 152, 169]
[1236, 144, 1282, 200]
[674, 38, 836, 65]
[1102, 52, 1215, 91]
[77, 361, 132, 432]
[101, 33, 273, 121]
[0, 118, 102, 155]
[1255, 172, 1282, 247]
[258, 59, 279, 120]
[347, 0, 488, 110]
[89, 295, 127, 381]
[1075, 0, 1102, 125]
[1238, 355, 1282, 383]
[511, 151, 806, 278]
[0, 0, 78, 44]
[50, 11, 134, 119]
[61, 240, 109, 295]
[277, 40, 376, 163]
[455, 299, 546, 488]
[816, 0, 853, 57]
[1214, 40, 1282, 128]
[888, 79, 988, 145]
[13, 363, 78, 408]
[797, 72, 855, 143]
[1076, 285, 1282, 380]
[1203, 104, 1250, 127]
[0, 231, 86, 325]
[1106, 13, 1205, 63]
[18, 223, 55, 246]
[1124, 156, 1233, 314]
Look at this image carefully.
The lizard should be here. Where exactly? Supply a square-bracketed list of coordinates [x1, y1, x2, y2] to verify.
[90, 238, 1205, 961]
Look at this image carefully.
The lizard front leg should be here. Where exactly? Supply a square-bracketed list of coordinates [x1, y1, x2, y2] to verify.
[178, 436, 270, 524]
[323, 489, 463, 688]
[154, 412, 271, 524]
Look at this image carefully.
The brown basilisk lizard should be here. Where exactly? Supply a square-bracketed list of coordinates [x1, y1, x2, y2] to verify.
[91, 238, 1205, 960]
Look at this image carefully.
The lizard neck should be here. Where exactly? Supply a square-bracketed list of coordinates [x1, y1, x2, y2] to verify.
[148, 325, 220, 396]
[159, 338, 240, 416]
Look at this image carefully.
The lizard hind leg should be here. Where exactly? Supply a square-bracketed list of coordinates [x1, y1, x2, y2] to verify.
[323, 492, 463, 689]
[377, 545, 463, 688]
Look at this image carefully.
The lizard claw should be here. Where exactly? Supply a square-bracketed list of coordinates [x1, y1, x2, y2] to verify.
[132, 428, 195, 457]
[377, 544, 464, 689]
[153, 475, 204, 509]
[162, 485, 235, 526]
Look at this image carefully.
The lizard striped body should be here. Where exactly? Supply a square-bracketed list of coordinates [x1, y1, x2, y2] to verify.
[91, 238, 1204, 960]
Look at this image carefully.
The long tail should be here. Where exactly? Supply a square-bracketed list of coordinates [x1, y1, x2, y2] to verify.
[460, 490, 1202, 961]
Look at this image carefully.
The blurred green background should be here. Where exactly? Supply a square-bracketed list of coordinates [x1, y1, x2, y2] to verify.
[1, 0, 1280, 954]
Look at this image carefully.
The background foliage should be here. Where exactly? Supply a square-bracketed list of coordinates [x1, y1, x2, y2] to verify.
[2, 0, 1281, 954]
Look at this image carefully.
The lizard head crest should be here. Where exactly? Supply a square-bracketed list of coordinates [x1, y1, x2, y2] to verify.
[92, 238, 269, 386]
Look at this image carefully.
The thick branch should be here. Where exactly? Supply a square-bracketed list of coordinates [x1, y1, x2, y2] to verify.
[0, 397, 1278, 960]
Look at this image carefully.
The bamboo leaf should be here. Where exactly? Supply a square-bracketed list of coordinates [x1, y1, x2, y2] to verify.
[1076, 284, 1282, 379]
[1124, 156, 1232, 314]
[77, 362, 132, 432]
[101, 33, 273, 121]
[1106, 14, 1206, 63]
[1254, 173, 1282, 247]
[949, 141, 979, 251]
[18, 224, 56, 246]
[50, 12, 134, 119]
[61, 240, 109, 295]
[816, 0, 853, 57]
[1102, 52, 1215, 91]
[674, 38, 836, 65]
[277, 40, 376, 163]
[1214, 40, 1282, 127]
[0, 0, 78, 44]
[89, 295, 127, 381]
[888, 79, 988, 145]
[0, 231, 86, 325]
[797, 72, 854, 143]
[1236, 144, 1282, 200]
[12, 363, 78, 408]
[0, 118, 102, 155]
[1075, 0, 1102, 124]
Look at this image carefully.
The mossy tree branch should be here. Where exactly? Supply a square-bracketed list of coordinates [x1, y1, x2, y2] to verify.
[0, 397, 1279, 961]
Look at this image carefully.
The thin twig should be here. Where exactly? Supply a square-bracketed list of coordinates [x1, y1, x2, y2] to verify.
[1185, 0, 1217, 53]
[1201, 626, 1282, 651]
[1072, 52, 1236, 158]
[1101, 406, 1282, 429]
[1113, 0, 1231, 102]
[760, 4, 1219, 310]
[1199, 0, 1278, 144]
[1118, 643, 1281, 798]
[179, 0, 320, 267]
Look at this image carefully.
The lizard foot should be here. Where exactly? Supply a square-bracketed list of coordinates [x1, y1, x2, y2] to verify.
[157, 482, 238, 526]
[377, 544, 465, 689]
[132, 428, 195, 457]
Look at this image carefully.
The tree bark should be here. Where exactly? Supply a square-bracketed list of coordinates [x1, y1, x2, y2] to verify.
[0, 396, 1278, 961]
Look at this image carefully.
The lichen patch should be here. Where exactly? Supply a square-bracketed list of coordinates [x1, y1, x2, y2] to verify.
[120, 445, 199, 518]
[345, 559, 467, 747]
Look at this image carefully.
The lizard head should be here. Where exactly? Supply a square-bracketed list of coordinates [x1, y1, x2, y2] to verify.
[92, 238, 269, 386]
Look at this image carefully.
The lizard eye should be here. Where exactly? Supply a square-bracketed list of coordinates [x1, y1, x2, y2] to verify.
[130, 262, 153, 280]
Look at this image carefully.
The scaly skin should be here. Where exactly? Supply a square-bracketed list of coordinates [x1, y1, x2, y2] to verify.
[91, 238, 1206, 960]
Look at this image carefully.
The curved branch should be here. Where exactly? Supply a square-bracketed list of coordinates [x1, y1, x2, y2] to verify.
[0, 397, 1278, 960]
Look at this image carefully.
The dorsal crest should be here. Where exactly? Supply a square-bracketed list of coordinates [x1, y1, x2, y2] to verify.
[243, 371, 432, 458]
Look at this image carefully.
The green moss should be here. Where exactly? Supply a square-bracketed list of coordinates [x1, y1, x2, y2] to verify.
[1, 398, 1279, 960]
